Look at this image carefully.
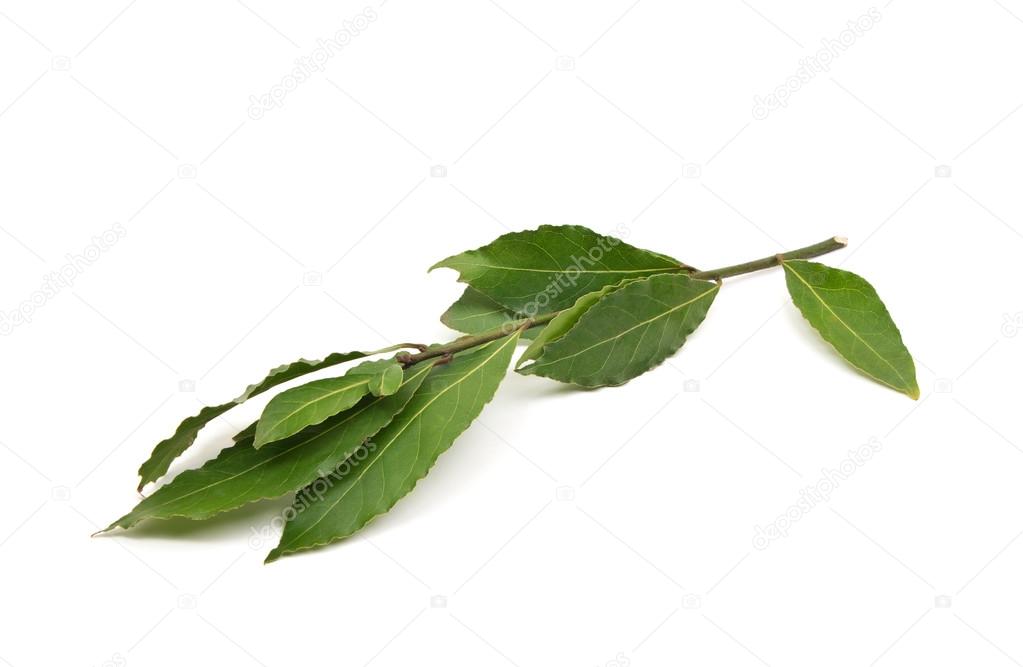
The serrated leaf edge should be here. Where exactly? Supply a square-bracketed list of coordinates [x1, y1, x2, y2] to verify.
[428, 224, 686, 275]
[104, 363, 437, 532]
[135, 350, 374, 491]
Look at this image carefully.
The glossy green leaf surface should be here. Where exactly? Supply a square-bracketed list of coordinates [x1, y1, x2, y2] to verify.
[136, 351, 369, 490]
[347, 358, 404, 397]
[266, 333, 520, 561]
[431, 225, 686, 314]
[518, 274, 719, 387]
[440, 287, 540, 339]
[782, 260, 918, 398]
[104, 363, 434, 531]
[516, 279, 637, 368]
[254, 376, 373, 449]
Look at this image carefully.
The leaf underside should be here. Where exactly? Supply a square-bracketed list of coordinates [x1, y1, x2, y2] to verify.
[431, 224, 688, 314]
[266, 333, 520, 562]
[783, 260, 918, 399]
[135, 351, 369, 490]
[518, 274, 719, 387]
[105, 363, 435, 531]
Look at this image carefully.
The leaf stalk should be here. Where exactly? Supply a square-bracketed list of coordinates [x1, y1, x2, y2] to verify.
[689, 236, 847, 281]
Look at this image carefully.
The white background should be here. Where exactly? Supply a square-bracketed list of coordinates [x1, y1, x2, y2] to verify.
[2, 1, 1022, 665]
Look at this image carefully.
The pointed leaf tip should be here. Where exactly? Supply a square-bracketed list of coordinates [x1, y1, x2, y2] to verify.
[105, 364, 435, 532]
[135, 351, 371, 489]
[439, 287, 542, 340]
[516, 278, 638, 369]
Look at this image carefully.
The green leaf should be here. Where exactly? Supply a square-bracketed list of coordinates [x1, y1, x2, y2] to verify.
[516, 279, 638, 368]
[253, 358, 408, 449]
[266, 333, 520, 562]
[103, 363, 434, 531]
[518, 274, 719, 387]
[440, 287, 541, 339]
[136, 351, 369, 491]
[431, 224, 687, 314]
[782, 260, 919, 399]
[254, 376, 373, 449]
[347, 358, 404, 397]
